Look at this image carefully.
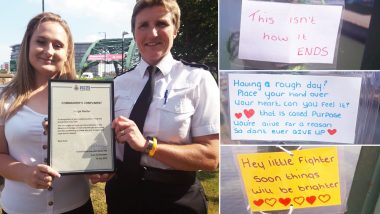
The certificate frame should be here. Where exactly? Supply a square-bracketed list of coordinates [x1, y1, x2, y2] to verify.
[48, 79, 115, 175]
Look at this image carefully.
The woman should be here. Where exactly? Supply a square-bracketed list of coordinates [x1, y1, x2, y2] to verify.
[0, 12, 93, 214]
[105, 0, 220, 213]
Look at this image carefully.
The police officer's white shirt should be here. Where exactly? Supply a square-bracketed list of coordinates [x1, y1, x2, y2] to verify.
[114, 53, 220, 169]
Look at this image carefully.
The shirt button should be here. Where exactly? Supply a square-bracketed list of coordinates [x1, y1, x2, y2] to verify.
[48, 186, 53, 191]
[42, 145, 48, 150]
[48, 201, 54, 206]
[44, 158, 48, 163]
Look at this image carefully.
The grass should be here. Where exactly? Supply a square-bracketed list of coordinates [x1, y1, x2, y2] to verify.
[90, 171, 219, 214]
[197, 170, 219, 214]
[90, 182, 107, 213]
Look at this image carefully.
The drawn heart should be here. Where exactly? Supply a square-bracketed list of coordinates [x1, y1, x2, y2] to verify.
[235, 112, 242, 119]
[253, 199, 264, 207]
[265, 198, 277, 207]
[279, 198, 291, 206]
[306, 196, 316, 204]
[244, 108, 255, 119]
[293, 197, 305, 205]
[318, 194, 331, 203]
[327, 129, 337, 135]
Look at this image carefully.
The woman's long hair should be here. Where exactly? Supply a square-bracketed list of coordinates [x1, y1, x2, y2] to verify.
[0, 12, 76, 120]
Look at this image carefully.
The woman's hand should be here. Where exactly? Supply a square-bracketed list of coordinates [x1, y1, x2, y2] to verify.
[112, 116, 146, 152]
[24, 164, 61, 189]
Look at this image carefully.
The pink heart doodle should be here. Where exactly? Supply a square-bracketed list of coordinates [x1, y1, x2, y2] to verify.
[243, 109, 255, 119]
[327, 129, 337, 135]
[235, 112, 242, 119]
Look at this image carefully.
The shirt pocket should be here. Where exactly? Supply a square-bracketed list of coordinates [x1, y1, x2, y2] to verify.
[157, 84, 195, 141]
[158, 84, 195, 114]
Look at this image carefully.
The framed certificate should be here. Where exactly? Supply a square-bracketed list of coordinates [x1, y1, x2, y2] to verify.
[48, 80, 115, 174]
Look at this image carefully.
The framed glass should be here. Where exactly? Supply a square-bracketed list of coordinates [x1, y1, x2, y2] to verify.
[48, 80, 115, 174]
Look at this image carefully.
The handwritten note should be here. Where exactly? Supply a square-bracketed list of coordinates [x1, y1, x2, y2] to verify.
[229, 74, 362, 143]
[238, 1, 343, 63]
[237, 147, 341, 211]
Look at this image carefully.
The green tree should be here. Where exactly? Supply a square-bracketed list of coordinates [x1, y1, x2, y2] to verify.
[173, 0, 218, 77]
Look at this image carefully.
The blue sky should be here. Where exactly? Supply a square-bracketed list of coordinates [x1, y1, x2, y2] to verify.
[0, 0, 136, 64]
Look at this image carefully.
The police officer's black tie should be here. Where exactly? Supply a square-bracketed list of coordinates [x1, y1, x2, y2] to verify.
[123, 65, 156, 182]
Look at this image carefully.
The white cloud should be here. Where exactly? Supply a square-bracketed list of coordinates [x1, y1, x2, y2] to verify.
[83, 33, 105, 43]
[46, 0, 134, 28]
[0, 43, 11, 63]
[43, 0, 135, 41]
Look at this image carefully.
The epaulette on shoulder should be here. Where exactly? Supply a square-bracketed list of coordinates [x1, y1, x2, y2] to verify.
[114, 65, 137, 79]
[181, 59, 209, 70]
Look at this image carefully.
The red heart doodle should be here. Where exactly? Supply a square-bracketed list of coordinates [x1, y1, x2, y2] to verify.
[327, 129, 337, 135]
[244, 109, 255, 119]
[293, 197, 305, 205]
[318, 194, 331, 203]
[306, 196, 316, 205]
[265, 198, 277, 207]
[279, 198, 291, 206]
[253, 199, 264, 207]
[235, 112, 242, 119]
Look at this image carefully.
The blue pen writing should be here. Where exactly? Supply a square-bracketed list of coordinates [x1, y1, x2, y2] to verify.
[164, 90, 169, 104]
